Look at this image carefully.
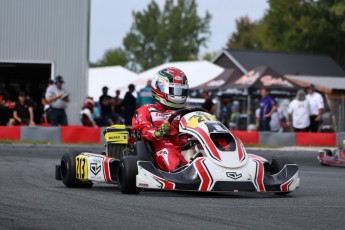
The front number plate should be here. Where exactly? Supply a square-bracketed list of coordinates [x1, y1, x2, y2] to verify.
[76, 155, 88, 181]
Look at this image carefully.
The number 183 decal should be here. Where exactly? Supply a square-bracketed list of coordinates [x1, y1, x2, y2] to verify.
[76, 155, 88, 181]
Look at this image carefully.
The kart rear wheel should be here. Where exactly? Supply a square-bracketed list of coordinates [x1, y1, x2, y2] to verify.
[60, 152, 93, 188]
[107, 143, 127, 159]
[269, 157, 293, 195]
[118, 156, 140, 194]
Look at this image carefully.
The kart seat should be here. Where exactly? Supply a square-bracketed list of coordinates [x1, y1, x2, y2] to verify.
[136, 141, 154, 162]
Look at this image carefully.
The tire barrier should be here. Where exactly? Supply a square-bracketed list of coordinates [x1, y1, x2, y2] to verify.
[0, 126, 20, 141]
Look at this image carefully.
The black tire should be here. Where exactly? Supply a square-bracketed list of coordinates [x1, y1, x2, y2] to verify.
[118, 156, 140, 194]
[269, 157, 293, 195]
[107, 143, 127, 159]
[60, 152, 93, 188]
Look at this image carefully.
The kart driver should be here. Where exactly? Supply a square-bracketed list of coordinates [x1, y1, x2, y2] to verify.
[132, 67, 189, 172]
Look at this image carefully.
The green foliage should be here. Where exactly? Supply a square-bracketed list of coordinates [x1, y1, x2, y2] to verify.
[227, 0, 345, 69]
[202, 51, 219, 61]
[91, 47, 128, 67]
[227, 16, 262, 49]
[123, 0, 211, 71]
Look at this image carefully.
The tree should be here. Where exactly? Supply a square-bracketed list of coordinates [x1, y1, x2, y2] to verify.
[202, 51, 219, 61]
[90, 47, 128, 67]
[226, 0, 345, 69]
[123, 0, 211, 71]
[227, 16, 262, 49]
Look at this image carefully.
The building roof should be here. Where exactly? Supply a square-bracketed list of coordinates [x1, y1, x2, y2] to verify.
[215, 49, 345, 77]
[287, 75, 345, 93]
[131, 60, 224, 89]
[88, 66, 138, 100]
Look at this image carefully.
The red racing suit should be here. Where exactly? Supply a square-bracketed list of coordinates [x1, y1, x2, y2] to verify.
[132, 103, 187, 172]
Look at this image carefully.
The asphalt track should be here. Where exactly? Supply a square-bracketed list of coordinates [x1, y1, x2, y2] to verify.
[1, 144, 345, 230]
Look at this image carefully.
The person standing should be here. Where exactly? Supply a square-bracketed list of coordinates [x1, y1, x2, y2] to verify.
[9, 92, 35, 126]
[99, 86, 117, 125]
[122, 84, 136, 126]
[306, 84, 324, 132]
[45, 76, 69, 126]
[258, 88, 277, 131]
[288, 90, 310, 132]
[202, 91, 216, 114]
[270, 108, 283, 132]
[113, 89, 123, 117]
[137, 80, 154, 106]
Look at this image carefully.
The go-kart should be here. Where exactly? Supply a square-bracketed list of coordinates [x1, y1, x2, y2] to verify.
[55, 108, 300, 195]
[318, 141, 345, 167]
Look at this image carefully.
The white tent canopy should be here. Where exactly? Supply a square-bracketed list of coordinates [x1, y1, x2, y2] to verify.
[131, 60, 224, 90]
[88, 66, 138, 100]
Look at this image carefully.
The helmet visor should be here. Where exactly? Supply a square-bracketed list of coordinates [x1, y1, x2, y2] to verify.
[157, 83, 188, 96]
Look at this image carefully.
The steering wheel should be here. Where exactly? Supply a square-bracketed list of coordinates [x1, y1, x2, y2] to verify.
[167, 107, 206, 124]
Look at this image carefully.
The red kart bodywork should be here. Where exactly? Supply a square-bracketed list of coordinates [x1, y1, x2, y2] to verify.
[318, 148, 345, 167]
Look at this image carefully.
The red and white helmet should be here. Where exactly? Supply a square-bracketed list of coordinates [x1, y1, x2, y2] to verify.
[84, 98, 94, 110]
[151, 67, 189, 109]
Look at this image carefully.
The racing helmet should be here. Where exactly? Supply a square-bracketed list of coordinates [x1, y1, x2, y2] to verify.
[151, 67, 189, 109]
[84, 98, 94, 110]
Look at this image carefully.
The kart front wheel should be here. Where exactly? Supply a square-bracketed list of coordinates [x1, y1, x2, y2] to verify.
[60, 152, 93, 188]
[118, 156, 140, 194]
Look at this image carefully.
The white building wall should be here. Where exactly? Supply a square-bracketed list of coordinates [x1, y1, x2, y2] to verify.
[0, 0, 90, 124]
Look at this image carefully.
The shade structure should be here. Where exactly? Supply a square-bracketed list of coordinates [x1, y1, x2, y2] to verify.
[220, 66, 301, 96]
[192, 68, 243, 91]
[130, 60, 224, 90]
[88, 66, 138, 100]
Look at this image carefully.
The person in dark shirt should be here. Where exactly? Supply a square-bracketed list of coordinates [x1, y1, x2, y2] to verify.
[122, 84, 136, 126]
[9, 92, 35, 126]
[258, 88, 277, 131]
[113, 89, 123, 116]
[202, 91, 215, 114]
[99, 86, 118, 125]
[0, 86, 11, 125]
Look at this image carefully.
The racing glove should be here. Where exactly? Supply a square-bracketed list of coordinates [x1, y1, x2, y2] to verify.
[154, 121, 171, 137]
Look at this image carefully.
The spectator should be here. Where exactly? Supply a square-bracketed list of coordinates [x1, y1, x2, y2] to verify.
[319, 109, 336, 132]
[288, 90, 310, 132]
[9, 92, 35, 126]
[137, 80, 154, 106]
[113, 89, 123, 117]
[45, 75, 69, 126]
[80, 98, 97, 127]
[0, 86, 10, 125]
[122, 84, 136, 126]
[258, 88, 277, 131]
[42, 80, 54, 124]
[255, 108, 260, 130]
[219, 98, 231, 128]
[202, 91, 216, 114]
[229, 103, 240, 130]
[270, 108, 283, 132]
[99, 86, 117, 125]
[306, 84, 324, 132]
